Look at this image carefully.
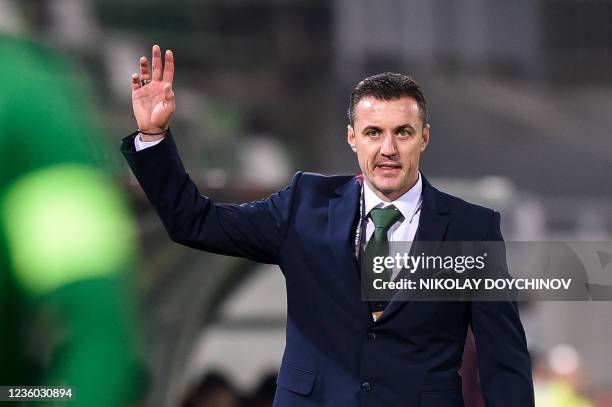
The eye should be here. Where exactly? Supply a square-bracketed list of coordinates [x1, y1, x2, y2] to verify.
[398, 128, 413, 137]
[365, 129, 380, 137]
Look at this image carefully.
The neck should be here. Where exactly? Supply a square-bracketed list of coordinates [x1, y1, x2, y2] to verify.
[366, 172, 419, 202]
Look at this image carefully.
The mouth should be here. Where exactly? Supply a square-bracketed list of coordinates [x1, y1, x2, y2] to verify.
[375, 163, 401, 174]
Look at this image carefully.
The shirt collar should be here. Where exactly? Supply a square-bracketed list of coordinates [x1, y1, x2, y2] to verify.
[363, 171, 423, 221]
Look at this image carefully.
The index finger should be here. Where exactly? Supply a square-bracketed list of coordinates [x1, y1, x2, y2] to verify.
[163, 50, 174, 84]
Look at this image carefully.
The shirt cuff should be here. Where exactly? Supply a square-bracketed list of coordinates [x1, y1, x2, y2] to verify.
[134, 133, 164, 152]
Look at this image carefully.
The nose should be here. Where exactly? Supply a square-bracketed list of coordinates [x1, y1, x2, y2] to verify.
[380, 133, 397, 158]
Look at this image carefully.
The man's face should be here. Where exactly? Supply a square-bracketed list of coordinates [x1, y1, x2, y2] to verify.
[347, 96, 429, 202]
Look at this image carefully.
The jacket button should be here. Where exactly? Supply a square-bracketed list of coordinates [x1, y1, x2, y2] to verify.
[361, 382, 372, 392]
[367, 331, 376, 342]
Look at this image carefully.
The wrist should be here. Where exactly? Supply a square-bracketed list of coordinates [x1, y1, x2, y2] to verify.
[138, 127, 168, 142]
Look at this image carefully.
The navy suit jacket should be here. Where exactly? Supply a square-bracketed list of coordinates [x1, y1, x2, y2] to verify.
[122, 131, 534, 407]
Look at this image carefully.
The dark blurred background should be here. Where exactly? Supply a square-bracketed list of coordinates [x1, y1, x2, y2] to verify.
[2, 0, 611, 406]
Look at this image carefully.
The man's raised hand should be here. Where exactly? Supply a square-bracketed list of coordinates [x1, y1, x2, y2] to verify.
[131, 45, 175, 141]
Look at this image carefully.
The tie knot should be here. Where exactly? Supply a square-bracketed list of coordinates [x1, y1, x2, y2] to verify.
[370, 206, 402, 232]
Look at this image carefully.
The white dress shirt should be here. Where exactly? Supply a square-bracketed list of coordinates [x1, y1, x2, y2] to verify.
[363, 172, 423, 280]
[134, 134, 164, 152]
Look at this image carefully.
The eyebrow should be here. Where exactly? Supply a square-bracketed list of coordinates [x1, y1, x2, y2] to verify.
[361, 123, 416, 133]
[362, 125, 382, 133]
[394, 124, 416, 133]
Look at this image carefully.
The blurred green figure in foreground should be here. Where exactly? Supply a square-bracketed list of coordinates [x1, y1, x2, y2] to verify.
[0, 34, 145, 406]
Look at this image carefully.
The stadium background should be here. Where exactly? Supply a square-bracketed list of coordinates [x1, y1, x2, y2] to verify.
[1, 0, 611, 406]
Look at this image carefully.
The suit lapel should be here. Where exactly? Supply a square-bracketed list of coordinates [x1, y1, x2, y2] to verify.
[379, 175, 451, 322]
[327, 176, 372, 322]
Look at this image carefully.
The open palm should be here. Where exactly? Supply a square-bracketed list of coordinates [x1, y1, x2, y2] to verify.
[131, 45, 175, 140]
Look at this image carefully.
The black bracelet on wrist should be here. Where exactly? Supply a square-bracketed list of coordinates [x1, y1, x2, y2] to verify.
[139, 128, 168, 136]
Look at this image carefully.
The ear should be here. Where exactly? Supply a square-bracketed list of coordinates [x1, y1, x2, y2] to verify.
[347, 125, 357, 153]
[420, 124, 430, 153]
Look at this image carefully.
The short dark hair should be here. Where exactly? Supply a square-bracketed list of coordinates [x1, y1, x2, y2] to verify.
[348, 72, 428, 127]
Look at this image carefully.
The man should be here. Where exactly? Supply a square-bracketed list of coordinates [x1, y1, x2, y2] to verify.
[121, 45, 534, 406]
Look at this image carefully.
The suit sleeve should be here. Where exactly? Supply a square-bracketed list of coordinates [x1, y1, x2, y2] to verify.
[121, 131, 298, 264]
[470, 211, 535, 406]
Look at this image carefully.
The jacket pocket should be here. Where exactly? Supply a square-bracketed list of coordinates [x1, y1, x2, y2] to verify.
[276, 363, 317, 396]
[419, 390, 464, 407]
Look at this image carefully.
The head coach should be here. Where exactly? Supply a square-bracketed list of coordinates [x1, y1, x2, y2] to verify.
[121, 45, 534, 407]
